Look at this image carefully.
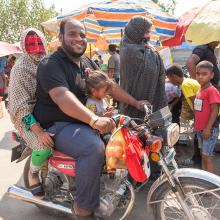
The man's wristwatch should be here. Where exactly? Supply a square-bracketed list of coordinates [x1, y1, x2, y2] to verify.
[89, 115, 99, 128]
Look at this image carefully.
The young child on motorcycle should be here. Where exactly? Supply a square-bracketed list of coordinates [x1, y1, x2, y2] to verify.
[194, 60, 220, 173]
[85, 70, 114, 117]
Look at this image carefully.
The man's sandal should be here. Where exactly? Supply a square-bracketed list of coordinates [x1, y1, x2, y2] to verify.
[70, 202, 104, 220]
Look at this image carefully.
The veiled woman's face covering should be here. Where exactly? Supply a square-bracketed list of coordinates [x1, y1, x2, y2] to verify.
[143, 29, 151, 43]
[124, 16, 152, 44]
[25, 34, 45, 55]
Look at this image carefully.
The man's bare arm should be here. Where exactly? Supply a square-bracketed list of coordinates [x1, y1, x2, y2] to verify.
[49, 87, 94, 124]
[189, 96, 196, 110]
[206, 104, 219, 130]
[203, 103, 219, 139]
[186, 54, 200, 79]
[109, 83, 139, 108]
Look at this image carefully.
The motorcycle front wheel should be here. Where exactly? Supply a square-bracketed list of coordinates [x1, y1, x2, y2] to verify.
[151, 177, 220, 220]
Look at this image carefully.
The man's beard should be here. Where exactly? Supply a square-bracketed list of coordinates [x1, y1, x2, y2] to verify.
[63, 40, 87, 58]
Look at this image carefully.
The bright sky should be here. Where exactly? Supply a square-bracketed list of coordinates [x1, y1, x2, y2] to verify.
[44, 0, 209, 17]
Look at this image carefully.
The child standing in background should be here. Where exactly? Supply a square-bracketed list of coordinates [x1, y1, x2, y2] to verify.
[165, 78, 181, 124]
[166, 64, 200, 115]
[194, 61, 220, 173]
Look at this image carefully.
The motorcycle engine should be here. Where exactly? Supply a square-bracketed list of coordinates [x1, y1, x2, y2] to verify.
[43, 171, 63, 200]
[96, 170, 128, 217]
[43, 164, 71, 201]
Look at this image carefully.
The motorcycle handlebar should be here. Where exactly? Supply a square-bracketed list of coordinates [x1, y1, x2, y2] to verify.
[143, 104, 153, 119]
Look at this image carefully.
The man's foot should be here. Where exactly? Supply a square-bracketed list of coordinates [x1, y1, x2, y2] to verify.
[71, 202, 104, 220]
[76, 215, 104, 220]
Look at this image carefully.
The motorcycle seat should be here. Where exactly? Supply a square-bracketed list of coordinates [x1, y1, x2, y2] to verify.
[53, 150, 74, 160]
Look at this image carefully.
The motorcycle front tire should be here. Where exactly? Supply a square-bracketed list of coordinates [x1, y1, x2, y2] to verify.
[151, 177, 220, 220]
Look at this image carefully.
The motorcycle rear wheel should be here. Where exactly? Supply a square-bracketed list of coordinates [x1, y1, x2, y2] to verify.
[23, 157, 68, 217]
[151, 177, 220, 220]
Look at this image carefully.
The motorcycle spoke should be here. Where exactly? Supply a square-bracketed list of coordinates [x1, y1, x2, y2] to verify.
[163, 194, 184, 219]
[160, 183, 220, 220]
[168, 193, 182, 209]
[164, 209, 184, 218]
[209, 199, 220, 215]
[184, 188, 200, 206]
[195, 193, 205, 207]
[163, 203, 183, 218]
[164, 216, 183, 220]
[187, 186, 220, 219]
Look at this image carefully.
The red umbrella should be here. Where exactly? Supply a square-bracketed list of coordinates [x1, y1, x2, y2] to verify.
[162, 3, 208, 47]
[0, 41, 22, 57]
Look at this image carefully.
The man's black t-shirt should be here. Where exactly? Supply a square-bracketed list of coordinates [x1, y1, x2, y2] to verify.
[34, 48, 98, 128]
[192, 45, 220, 87]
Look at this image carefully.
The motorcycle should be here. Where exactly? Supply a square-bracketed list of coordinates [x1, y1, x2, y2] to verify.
[7, 105, 220, 220]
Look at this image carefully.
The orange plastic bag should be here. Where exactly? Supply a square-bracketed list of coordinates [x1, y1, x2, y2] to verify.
[106, 129, 126, 170]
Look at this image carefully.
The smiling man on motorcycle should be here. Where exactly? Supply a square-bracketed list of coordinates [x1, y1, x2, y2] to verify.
[33, 18, 145, 220]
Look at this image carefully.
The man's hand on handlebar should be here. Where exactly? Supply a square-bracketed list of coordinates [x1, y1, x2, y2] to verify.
[93, 117, 115, 134]
[136, 100, 151, 112]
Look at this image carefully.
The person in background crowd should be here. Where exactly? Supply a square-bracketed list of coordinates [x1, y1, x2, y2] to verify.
[98, 55, 103, 66]
[94, 59, 99, 67]
[187, 41, 220, 88]
[120, 15, 167, 118]
[0, 56, 7, 98]
[166, 64, 201, 167]
[4, 55, 16, 78]
[3, 55, 16, 108]
[166, 64, 200, 118]
[165, 78, 181, 124]
[194, 61, 220, 173]
[108, 44, 120, 84]
[8, 28, 54, 192]
[120, 15, 168, 179]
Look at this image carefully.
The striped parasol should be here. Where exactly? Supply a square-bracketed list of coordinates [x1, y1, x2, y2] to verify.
[90, 0, 178, 40]
[84, 14, 160, 45]
[42, 0, 178, 46]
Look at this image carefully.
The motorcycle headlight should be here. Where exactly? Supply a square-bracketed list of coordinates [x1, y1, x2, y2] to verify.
[166, 123, 180, 147]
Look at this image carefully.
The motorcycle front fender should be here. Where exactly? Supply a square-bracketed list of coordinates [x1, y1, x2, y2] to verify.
[146, 168, 220, 208]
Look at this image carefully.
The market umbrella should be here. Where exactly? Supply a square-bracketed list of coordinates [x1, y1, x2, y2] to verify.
[84, 13, 160, 45]
[185, 0, 220, 45]
[90, 0, 178, 41]
[0, 41, 22, 57]
[162, 7, 202, 47]
[162, 0, 220, 46]
[42, 0, 178, 45]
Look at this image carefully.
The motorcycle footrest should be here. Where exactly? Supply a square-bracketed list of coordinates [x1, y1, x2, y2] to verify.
[30, 185, 44, 196]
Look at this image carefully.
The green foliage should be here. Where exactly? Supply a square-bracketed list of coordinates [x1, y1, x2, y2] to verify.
[0, 0, 57, 43]
[152, 0, 177, 14]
